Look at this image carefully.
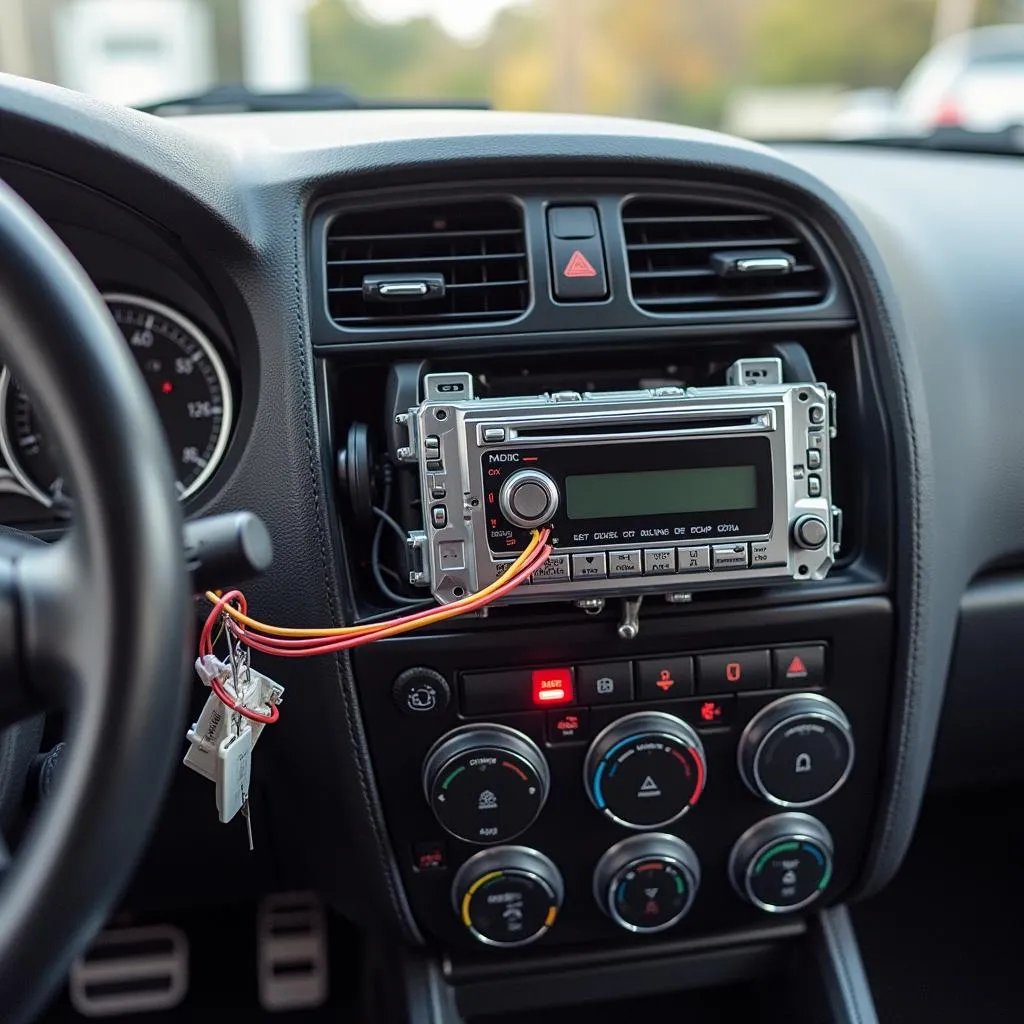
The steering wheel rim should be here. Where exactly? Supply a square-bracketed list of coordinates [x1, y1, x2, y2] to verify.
[0, 179, 190, 1022]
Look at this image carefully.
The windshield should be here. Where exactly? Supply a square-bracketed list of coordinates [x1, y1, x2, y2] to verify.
[1, 0, 1023, 150]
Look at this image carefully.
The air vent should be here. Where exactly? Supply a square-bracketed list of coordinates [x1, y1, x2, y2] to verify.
[326, 200, 529, 328]
[623, 197, 828, 314]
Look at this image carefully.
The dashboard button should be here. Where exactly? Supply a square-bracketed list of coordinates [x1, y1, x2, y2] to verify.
[608, 550, 642, 577]
[637, 657, 694, 700]
[546, 708, 590, 743]
[677, 545, 710, 572]
[807, 474, 822, 498]
[550, 235, 608, 301]
[431, 505, 448, 529]
[531, 554, 570, 584]
[696, 650, 770, 693]
[773, 645, 826, 688]
[549, 206, 598, 239]
[643, 548, 676, 575]
[806, 449, 822, 470]
[571, 552, 608, 579]
[712, 543, 749, 570]
[482, 427, 506, 443]
[413, 840, 447, 873]
[578, 662, 634, 704]
[393, 667, 451, 716]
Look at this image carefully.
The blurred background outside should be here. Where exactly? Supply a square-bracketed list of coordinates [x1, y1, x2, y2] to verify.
[0, 0, 1023, 142]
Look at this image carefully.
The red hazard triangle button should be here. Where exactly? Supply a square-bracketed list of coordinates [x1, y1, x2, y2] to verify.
[562, 250, 598, 278]
[774, 646, 824, 687]
[552, 239, 607, 301]
[786, 656, 808, 678]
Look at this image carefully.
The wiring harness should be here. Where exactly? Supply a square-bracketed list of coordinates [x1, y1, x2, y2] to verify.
[197, 528, 552, 721]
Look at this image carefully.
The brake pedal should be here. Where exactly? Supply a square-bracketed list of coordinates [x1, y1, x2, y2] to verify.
[69, 925, 188, 1017]
[257, 892, 328, 1011]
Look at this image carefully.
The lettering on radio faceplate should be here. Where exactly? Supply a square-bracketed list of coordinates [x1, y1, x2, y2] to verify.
[407, 365, 840, 604]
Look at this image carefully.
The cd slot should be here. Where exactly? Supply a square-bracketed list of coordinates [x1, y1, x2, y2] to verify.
[509, 411, 771, 443]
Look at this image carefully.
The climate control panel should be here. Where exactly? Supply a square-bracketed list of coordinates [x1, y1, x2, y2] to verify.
[352, 598, 892, 953]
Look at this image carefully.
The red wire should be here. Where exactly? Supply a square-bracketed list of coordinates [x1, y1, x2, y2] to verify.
[198, 589, 279, 722]
[228, 541, 551, 655]
[196, 536, 551, 717]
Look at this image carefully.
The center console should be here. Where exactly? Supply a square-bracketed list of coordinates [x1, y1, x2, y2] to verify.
[316, 179, 896, 985]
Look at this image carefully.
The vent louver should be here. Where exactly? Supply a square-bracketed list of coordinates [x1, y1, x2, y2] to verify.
[326, 200, 529, 328]
[623, 196, 828, 314]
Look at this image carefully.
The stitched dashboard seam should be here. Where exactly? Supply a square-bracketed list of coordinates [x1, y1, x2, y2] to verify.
[291, 197, 421, 942]
[852, 234, 925, 885]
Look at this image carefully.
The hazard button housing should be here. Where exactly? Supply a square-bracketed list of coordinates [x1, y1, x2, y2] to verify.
[772, 645, 826, 688]
[547, 206, 609, 302]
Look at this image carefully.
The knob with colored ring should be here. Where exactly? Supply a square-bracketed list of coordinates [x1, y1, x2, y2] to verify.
[452, 847, 564, 947]
[584, 712, 706, 830]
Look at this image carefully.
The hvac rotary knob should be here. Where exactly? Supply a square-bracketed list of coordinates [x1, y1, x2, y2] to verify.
[738, 694, 854, 808]
[594, 834, 701, 933]
[584, 712, 706, 829]
[423, 725, 549, 845]
[730, 813, 834, 913]
[453, 847, 564, 947]
[498, 469, 559, 529]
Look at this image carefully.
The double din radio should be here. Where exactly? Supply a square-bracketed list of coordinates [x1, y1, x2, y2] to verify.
[401, 361, 840, 604]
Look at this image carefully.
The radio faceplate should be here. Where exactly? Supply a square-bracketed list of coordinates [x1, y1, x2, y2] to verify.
[404, 366, 839, 604]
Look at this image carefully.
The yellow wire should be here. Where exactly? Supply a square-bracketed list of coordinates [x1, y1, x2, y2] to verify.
[207, 530, 544, 639]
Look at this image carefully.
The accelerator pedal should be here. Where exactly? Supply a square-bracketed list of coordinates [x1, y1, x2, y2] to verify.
[257, 892, 328, 1012]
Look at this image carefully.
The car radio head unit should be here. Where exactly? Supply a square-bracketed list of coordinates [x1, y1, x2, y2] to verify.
[400, 361, 840, 604]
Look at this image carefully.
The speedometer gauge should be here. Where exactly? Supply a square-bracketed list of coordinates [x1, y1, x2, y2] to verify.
[0, 294, 234, 507]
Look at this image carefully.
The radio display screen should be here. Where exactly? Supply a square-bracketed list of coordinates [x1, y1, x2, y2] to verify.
[564, 465, 758, 520]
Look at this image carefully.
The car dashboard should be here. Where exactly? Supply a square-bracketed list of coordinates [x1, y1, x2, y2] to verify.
[1, 73, 1021, 1020]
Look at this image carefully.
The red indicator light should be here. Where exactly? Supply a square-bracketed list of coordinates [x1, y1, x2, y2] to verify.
[562, 250, 598, 278]
[532, 668, 574, 707]
[161, 381, 174, 394]
[700, 701, 723, 723]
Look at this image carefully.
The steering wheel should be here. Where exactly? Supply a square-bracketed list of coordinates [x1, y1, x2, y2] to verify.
[0, 180, 190, 1021]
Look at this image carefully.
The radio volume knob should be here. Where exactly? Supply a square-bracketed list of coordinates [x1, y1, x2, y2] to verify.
[499, 469, 559, 529]
[793, 515, 828, 550]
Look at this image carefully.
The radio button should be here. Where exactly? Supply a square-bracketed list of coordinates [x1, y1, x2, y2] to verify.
[712, 543, 750, 570]
[794, 516, 828, 550]
[608, 550, 642, 577]
[531, 554, 570, 584]
[677, 545, 710, 573]
[807, 475, 822, 498]
[806, 449, 822, 470]
[431, 505, 448, 529]
[637, 657, 695, 700]
[578, 662, 634, 705]
[482, 427, 506, 443]
[809, 404, 826, 425]
[643, 548, 677, 575]
[696, 651, 770, 694]
[572, 552, 608, 579]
